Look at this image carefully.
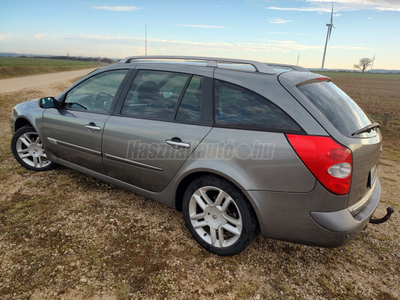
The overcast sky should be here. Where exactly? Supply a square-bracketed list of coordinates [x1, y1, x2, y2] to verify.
[1, 0, 399, 69]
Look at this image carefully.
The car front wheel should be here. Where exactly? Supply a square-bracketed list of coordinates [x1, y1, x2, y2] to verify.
[11, 125, 56, 171]
[182, 175, 259, 256]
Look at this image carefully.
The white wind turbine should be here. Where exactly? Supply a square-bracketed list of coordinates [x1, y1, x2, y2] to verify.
[370, 54, 376, 71]
[321, 5, 335, 69]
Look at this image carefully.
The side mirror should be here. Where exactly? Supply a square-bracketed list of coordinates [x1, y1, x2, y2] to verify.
[38, 97, 59, 109]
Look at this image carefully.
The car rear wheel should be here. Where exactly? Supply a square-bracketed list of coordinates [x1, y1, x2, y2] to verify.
[182, 175, 259, 256]
[11, 125, 56, 171]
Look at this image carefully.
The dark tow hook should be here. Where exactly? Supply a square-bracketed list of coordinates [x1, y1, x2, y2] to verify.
[370, 207, 395, 224]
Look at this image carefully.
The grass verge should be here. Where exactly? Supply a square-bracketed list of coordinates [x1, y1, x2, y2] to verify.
[0, 57, 102, 79]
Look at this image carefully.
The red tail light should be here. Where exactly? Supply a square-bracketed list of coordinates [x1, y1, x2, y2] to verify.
[286, 134, 352, 195]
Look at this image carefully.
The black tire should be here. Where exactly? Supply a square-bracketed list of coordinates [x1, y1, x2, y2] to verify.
[182, 175, 259, 256]
[11, 125, 56, 172]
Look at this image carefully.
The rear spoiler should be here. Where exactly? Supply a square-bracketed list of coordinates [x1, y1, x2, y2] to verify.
[296, 76, 331, 87]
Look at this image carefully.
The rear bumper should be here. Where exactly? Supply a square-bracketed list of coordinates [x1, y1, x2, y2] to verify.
[245, 179, 381, 247]
[311, 179, 381, 233]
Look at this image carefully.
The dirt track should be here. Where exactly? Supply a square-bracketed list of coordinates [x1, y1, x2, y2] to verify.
[0, 68, 97, 95]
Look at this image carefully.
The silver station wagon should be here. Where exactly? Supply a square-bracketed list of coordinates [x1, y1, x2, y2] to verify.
[10, 56, 393, 256]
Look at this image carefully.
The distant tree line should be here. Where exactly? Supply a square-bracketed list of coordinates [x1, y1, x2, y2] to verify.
[26, 55, 115, 64]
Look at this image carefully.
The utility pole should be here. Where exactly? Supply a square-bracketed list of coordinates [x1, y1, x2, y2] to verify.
[145, 24, 147, 57]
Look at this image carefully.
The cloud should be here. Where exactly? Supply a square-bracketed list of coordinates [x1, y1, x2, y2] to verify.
[268, 18, 294, 24]
[34, 33, 45, 39]
[345, 46, 373, 50]
[91, 6, 141, 12]
[0, 32, 376, 59]
[374, 6, 400, 11]
[267, 0, 400, 12]
[0, 33, 10, 40]
[175, 24, 230, 29]
[11, 32, 319, 53]
[268, 32, 308, 35]
[267, 40, 297, 44]
[267, 6, 331, 12]
[80, 34, 374, 52]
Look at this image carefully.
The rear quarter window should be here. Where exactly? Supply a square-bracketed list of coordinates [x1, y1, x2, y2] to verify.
[214, 80, 302, 133]
[297, 81, 373, 137]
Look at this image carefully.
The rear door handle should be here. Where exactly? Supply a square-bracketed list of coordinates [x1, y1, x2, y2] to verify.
[166, 139, 190, 149]
[85, 123, 101, 132]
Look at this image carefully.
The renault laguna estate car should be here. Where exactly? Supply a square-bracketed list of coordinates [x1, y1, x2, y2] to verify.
[10, 56, 393, 256]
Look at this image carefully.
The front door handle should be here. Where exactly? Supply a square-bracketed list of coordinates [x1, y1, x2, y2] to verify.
[166, 139, 190, 149]
[85, 123, 101, 132]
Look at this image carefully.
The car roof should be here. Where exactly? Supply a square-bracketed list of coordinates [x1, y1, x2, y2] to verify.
[116, 56, 310, 75]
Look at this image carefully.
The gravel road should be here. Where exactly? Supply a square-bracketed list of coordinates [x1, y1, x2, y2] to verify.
[0, 68, 97, 95]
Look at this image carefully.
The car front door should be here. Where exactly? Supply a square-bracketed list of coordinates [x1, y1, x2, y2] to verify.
[42, 69, 130, 173]
[102, 68, 213, 192]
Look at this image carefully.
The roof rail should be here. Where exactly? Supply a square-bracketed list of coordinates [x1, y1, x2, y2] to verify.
[265, 63, 310, 73]
[118, 56, 277, 75]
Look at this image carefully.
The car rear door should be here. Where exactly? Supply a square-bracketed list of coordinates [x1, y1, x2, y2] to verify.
[102, 66, 213, 192]
[280, 73, 382, 208]
[43, 69, 130, 173]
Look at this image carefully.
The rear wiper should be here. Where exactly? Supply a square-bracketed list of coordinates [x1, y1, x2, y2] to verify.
[351, 122, 380, 136]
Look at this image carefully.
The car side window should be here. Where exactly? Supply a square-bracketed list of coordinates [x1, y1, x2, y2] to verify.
[64, 70, 129, 112]
[214, 80, 302, 132]
[175, 76, 203, 123]
[121, 70, 190, 121]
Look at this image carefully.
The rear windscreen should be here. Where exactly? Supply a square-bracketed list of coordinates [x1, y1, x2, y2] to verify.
[297, 81, 373, 137]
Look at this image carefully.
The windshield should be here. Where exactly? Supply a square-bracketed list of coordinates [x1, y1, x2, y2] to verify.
[297, 81, 374, 137]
